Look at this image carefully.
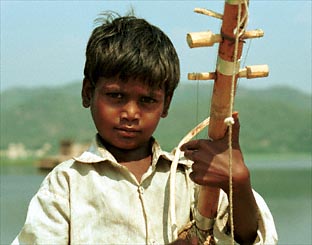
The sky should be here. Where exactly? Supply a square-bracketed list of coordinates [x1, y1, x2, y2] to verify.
[1, 0, 311, 93]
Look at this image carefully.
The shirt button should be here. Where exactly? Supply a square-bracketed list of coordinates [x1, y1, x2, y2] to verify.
[149, 239, 157, 245]
[138, 186, 144, 195]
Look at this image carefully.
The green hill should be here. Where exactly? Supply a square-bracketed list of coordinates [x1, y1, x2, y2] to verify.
[1, 82, 311, 154]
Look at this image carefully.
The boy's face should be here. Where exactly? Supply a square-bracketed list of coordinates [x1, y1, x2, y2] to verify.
[84, 77, 170, 151]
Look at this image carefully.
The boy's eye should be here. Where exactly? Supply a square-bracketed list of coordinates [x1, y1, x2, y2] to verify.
[141, 97, 156, 104]
[107, 93, 123, 99]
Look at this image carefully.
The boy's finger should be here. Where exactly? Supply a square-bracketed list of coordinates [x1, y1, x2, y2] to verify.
[180, 139, 200, 151]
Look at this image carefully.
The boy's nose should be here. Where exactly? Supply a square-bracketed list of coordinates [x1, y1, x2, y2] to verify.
[120, 101, 140, 122]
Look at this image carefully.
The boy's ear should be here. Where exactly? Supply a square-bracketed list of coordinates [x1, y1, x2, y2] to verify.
[81, 78, 93, 108]
[161, 95, 172, 118]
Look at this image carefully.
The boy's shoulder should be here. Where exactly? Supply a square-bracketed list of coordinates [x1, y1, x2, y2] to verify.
[53, 158, 77, 171]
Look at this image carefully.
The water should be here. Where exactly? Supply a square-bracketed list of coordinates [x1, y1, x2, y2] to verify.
[1, 156, 311, 244]
[0, 164, 46, 244]
[248, 157, 312, 244]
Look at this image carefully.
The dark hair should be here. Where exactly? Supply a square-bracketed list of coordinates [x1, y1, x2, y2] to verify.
[83, 12, 180, 97]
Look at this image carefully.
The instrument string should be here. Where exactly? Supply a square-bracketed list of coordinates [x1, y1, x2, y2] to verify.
[196, 79, 200, 139]
[227, 1, 249, 244]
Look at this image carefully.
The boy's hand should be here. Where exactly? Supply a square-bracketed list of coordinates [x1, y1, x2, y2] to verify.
[181, 113, 259, 243]
[180, 113, 250, 194]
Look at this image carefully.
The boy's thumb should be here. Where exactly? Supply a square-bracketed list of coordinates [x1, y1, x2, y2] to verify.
[231, 111, 240, 144]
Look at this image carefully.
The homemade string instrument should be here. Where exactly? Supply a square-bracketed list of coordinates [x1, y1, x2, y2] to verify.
[169, 0, 268, 243]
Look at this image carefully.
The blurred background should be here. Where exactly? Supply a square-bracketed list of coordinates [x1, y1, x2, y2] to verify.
[1, 1, 311, 244]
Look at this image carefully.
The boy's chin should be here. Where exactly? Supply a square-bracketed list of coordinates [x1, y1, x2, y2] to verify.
[100, 136, 150, 151]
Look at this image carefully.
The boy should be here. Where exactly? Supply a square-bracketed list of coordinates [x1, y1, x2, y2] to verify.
[13, 12, 277, 244]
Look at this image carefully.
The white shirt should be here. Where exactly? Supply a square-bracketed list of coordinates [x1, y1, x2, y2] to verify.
[13, 136, 277, 244]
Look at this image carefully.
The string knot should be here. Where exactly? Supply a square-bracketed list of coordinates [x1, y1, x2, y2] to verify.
[224, 117, 235, 126]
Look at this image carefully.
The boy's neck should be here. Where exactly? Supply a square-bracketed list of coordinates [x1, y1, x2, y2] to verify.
[99, 136, 153, 163]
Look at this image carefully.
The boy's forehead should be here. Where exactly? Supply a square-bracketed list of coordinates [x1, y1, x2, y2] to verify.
[98, 76, 164, 92]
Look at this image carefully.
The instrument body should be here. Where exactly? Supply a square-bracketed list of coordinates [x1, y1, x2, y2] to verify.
[174, 0, 268, 242]
[198, 0, 248, 220]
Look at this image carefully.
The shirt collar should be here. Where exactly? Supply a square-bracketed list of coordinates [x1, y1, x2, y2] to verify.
[73, 135, 181, 167]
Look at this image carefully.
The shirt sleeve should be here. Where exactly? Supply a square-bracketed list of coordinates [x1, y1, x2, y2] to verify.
[12, 168, 70, 245]
[251, 191, 278, 244]
[192, 190, 278, 244]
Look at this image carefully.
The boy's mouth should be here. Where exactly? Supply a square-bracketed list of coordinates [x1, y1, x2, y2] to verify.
[115, 127, 140, 138]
